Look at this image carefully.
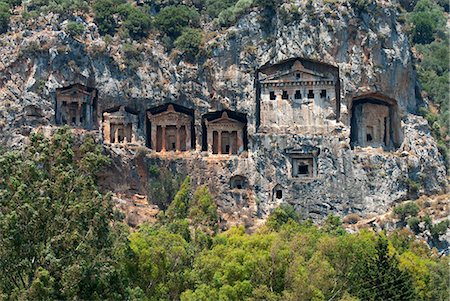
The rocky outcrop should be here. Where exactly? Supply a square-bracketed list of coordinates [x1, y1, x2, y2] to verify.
[0, 0, 447, 228]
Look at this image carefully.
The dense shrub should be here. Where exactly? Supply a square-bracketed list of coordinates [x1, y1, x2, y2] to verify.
[147, 165, 183, 210]
[205, 0, 237, 18]
[0, 1, 9, 34]
[25, 0, 89, 16]
[174, 27, 203, 60]
[216, 0, 253, 27]
[409, 0, 446, 44]
[153, 5, 200, 39]
[430, 220, 450, 240]
[0, 129, 124, 299]
[118, 4, 151, 40]
[93, 0, 125, 35]
[407, 216, 421, 234]
[393, 202, 420, 223]
[65, 21, 85, 37]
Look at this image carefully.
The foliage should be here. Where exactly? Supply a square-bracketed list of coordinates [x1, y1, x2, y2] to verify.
[93, 0, 125, 36]
[0, 1, 9, 34]
[266, 203, 301, 230]
[216, 0, 254, 27]
[166, 176, 191, 220]
[393, 201, 419, 222]
[348, 235, 415, 300]
[188, 185, 219, 234]
[65, 21, 84, 37]
[147, 164, 183, 210]
[128, 225, 191, 299]
[407, 0, 449, 166]
[153, 5, 200, 39]
[0, 128, 127, 299]
[407, 216, 421, 234]
[429, 219, 449, 240]
[25, 0, 89, 17]
[174, 27, 203, 60]
[408, 0, 446, 44]
[205, 0, 237, 18]
[118, 4, 151, 40]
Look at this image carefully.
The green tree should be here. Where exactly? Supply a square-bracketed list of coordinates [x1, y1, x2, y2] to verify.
[93, 0, 125, 35]
[174, 28, 203, 60]
[266, 203, 301, 230]
[349, 235, 415, 301]
[393, 201, 419, 224]
[0, 129, 125, 299]
[119, 4, 151, 40]
[128, 224, 191, 299]
[409, 0, 446, 44]
[0, 1, 10, 34]
[154, 5, 200, 39]
[188, 185, 219, 234]
[65, 21, 85, 37]
[166, 176, 191, 220]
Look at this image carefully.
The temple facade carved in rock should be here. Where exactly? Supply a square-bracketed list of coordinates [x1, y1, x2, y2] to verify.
[205, 111, 245, 155]
[147, 104, 193, 152]
[55, 84, 97, 129]
[257, 59, 339, 134]
[47, 56, 418, 224]
[102, 106, 139, 145]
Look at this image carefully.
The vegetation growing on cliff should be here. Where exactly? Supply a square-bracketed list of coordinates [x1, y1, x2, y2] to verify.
[0, 131, 448, 300]
[404, 0, 449, 167]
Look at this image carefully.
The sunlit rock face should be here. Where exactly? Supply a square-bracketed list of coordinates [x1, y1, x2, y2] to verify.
[0, 0, 447, 228]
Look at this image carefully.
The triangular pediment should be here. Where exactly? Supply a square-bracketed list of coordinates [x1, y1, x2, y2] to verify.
[59, 84, 92, 96]
[208, 112, 243, 125]
[148, 104, 192, 122]
[261, 60, 330, 82]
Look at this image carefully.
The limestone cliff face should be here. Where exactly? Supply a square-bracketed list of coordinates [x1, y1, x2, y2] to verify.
[0, 0, 447, 228]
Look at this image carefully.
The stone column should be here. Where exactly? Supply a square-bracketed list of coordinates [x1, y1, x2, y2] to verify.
[161, 125, 166, 152]
[176, 125, 181, 152]
[76, 102, 82, 126]
[207, 129, 213, 153]
[151, 123, 157, 150]
[237, 129, 243, 154]
[103, 115, 110, 144]
[228, 131, 233, 155]
[185, 124, 191, 151]
[217, 130, 222, 154]
[114, 126, 119, 143]
[385, 117, 390, 147]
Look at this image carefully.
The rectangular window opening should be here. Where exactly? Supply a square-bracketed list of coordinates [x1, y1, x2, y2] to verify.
[269, 91, 276, 100]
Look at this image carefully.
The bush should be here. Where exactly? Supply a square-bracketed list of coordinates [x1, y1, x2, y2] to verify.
[174, 28, 203, 60]
[118, 4, 151, 40]
[154, 5, 200, 39]
[25, 0, 89, 17]
[205, 0, 237, 18]
[409, 0, 446, 44]
[216, 0, 253, 27]
[0, 1, 10, 34]
[430, 220, 449, 240]
[188, 185, 219, 233]
[65, 21, 85, 37]
[343, 213, 361, 225]
[266, 203, 301, 230]
[393, 202, 420, 222]
[93, 0, 125, 35]
[407, 216, 421, 234]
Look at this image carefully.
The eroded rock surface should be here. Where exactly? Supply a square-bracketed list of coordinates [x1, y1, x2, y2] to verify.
[0, 0, 447, 228]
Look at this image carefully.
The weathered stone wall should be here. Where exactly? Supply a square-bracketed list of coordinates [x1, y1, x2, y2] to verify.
[0, 0, 447, 227]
